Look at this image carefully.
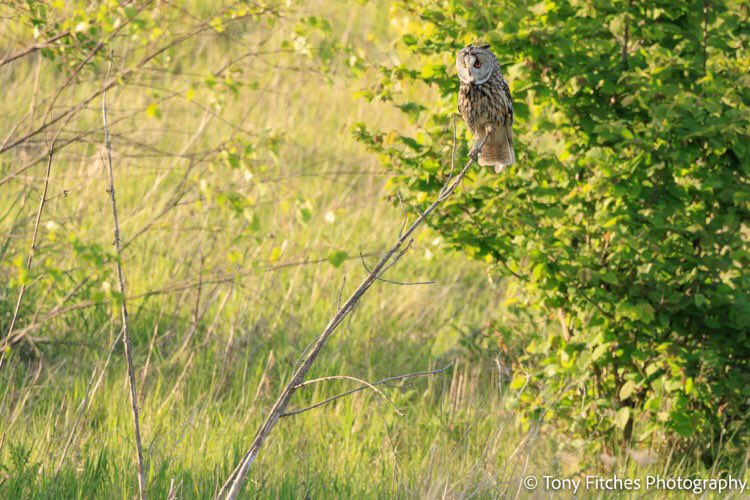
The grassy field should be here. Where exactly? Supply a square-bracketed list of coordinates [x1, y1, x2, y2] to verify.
[0, 1, 747, 498]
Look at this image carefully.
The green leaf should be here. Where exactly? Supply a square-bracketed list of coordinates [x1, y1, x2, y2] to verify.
[512, 101, 529, 121]
[635, 303, 655, 324]
[694, 294, 707, 308]
[619, 380, 636, 400]
[685, 377, 693, 395]
[532, 263, 546, 281]
[603, 216, 621, 228]
[327, 250, 348, 268]
[210, 17, 224, 33]
[146, 102, 161, 119]
[614, 407, 631, 430]
[269, 247, 282, 262]
[298, 207, 312, 223]
[616, 301, 655, 324]
[592, 343, 610, 361]
[509, 374, 526, 390]
[671, 410, 696, 437]
[599, 271, 619, 285]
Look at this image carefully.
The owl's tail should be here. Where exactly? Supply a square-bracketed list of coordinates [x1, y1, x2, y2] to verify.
[478, 124, 515, 173]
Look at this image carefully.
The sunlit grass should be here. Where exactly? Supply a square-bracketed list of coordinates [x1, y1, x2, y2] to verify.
[0, 1, 515, 496]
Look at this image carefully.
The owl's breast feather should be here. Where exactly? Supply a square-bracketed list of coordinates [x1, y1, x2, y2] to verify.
[458, 74, 509, 132]
[458, 83, 476, 130]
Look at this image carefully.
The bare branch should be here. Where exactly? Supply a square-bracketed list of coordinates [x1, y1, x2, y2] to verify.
[281, 363, 453, 417]
[378, 239, 414, 275]
[396, 192, 408, 237]
[102, 57, 147, 500]
[1, 135, 58, 355]
[0, 31, 71, 68]
[0, 250, 386, 347]
[359, 252, 435, 286]
[621, 0, 633, 67]
[292, 375, 403, 416]
[0, 2, 262, 156]
[217, 134, 490, 500]
[441, 114, 459, 195]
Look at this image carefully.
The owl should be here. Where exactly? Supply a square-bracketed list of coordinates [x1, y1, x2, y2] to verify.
[456, 44, 515, 173]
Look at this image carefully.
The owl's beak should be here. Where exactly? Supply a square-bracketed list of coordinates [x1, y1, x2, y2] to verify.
[463, 54, 475, 83]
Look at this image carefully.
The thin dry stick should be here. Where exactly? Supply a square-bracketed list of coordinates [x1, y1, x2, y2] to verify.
[139, 310, 164, 407]
[2, 139, 57, 354]
[0, 31, 71, 68]
[102, 62, 147, 500]
[292, 374, 403, 416]
[218, 135, 489, 500]
[281, 363, 453, 417]
[54, 329, 123, 475]
[359, 252, 435, 286]
[156, 351, 194, 415]
[441, 114, 459, 196]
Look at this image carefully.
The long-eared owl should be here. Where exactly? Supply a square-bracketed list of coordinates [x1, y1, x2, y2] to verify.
[456, 44, 515, 173]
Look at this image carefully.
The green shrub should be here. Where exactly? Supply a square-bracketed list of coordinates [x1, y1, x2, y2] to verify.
[356, 0, 750, 460]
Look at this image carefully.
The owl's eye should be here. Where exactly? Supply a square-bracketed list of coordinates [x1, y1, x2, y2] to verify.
[474, 61, 482, 68]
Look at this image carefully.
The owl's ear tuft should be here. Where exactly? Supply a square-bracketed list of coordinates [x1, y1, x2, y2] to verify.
[476, 44, 491, 49]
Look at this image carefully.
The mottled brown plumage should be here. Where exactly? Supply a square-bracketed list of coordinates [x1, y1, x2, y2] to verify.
[456, 45, 515, 172]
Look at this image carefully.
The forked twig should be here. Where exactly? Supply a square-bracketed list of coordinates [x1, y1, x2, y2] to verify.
[359, 252, 435, 286]
[1, 145, 54, 354]
[396, 192, 408, 237]
[281, 363, 453, 417]
[291, 375, 403, 416]
[441, 114, 459, 196]
[217, 135, 489, 500]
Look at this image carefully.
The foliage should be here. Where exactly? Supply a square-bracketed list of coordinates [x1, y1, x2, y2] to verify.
[356, 0, 750, 459]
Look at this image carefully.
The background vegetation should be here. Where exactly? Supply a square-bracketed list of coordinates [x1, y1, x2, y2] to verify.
[0, 0, 747, 497]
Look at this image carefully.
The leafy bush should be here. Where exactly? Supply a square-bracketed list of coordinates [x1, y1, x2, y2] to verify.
[356, 0, 750, 460]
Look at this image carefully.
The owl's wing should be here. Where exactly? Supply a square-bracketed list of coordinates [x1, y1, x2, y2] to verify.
[500, 79, 513, 126]
[498, 79, 515, 170]
[457, 86, 472, 129]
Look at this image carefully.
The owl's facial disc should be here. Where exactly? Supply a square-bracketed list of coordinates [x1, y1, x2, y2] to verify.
[456, 49, 492, 85]
[456, 50, 472, 84]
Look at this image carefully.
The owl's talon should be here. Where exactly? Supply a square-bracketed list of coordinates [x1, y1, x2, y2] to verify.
[468, 149, 479, 161]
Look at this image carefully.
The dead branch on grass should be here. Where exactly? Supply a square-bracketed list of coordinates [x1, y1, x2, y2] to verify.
[218, 134, 490, 499]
